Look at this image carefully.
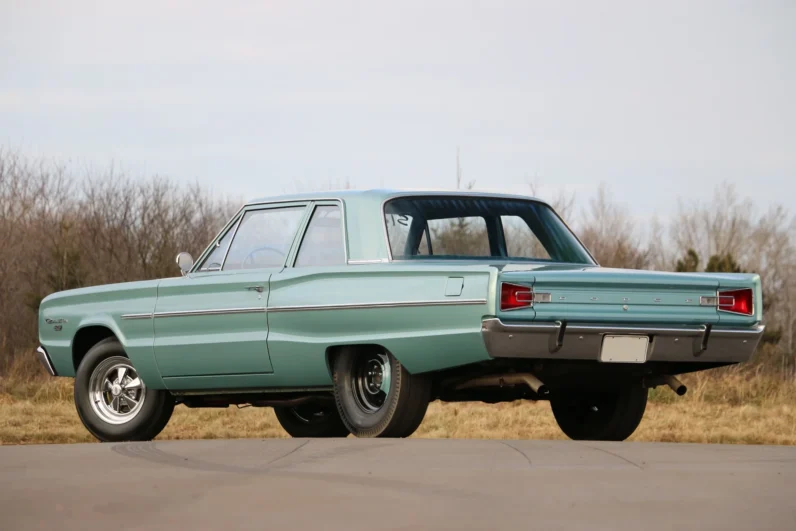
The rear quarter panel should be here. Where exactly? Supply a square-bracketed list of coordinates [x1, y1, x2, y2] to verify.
[266, 263, 496, 383]
[38, 280, 164, 388]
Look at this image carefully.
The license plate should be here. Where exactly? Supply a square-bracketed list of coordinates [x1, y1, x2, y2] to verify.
[600, 335, 649, 363]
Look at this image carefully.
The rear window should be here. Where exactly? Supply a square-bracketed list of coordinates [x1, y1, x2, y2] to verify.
[383, 196, 594, 264]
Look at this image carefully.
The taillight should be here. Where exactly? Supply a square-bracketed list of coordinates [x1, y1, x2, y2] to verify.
[500, 282, 533, 311]
[718, 288, 754, 316]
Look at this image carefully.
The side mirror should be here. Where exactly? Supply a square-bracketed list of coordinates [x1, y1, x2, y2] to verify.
[176, 252, 194, 276]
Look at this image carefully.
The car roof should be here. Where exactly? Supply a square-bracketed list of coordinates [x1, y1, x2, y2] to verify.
[245, 188, 549, 206]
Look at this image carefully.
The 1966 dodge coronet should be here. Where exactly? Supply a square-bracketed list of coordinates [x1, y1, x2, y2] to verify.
[37, 190, 764, 442]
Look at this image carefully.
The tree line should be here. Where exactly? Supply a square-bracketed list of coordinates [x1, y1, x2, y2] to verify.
[1, 149, 793, 378]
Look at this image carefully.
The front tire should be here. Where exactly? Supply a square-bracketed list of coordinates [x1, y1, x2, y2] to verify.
[332, 347, 431, 438]
[550, 383, 648, 441]
[274, 403, 350, 438]
[74, 338, 175, 442]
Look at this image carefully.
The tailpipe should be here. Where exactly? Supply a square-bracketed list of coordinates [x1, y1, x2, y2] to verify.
[454, 373, 550, 398]
[663, 375, 687, 396]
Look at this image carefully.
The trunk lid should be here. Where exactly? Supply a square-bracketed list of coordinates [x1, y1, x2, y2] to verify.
[497, 265, 735, 325]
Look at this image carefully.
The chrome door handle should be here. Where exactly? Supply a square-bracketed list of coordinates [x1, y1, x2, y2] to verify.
[246, 286, 264, 293]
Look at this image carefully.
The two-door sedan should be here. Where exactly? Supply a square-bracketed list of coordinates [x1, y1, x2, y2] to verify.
[37, 190, 765, 441]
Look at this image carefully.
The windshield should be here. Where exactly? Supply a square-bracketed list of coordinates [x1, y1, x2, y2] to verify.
[383, 196, 595, 264]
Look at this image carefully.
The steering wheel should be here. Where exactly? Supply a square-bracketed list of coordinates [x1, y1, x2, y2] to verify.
[241, 246, 285, 268]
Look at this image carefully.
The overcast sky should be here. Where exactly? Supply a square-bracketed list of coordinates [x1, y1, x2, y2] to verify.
[1, 0, 794, 221]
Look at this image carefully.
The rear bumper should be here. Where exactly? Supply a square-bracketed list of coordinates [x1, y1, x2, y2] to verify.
[481, 318, 765, 363]
[36, 346, 58, 376]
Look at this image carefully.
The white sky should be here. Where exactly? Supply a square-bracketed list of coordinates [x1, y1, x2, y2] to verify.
[1, 0, 794, 221]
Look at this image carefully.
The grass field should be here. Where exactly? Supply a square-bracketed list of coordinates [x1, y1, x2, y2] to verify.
[2, 364, 794, 445]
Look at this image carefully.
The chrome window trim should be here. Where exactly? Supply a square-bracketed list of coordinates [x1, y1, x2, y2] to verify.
[268, 298, 487, 313]
[347, 259, 389, 265]
[379, 193, 598, 265]
[192, 197, 349, 275]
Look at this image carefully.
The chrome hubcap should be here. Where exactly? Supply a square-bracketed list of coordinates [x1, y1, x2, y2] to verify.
[353, 352, 391, 413]
[88, 357, 146, 425]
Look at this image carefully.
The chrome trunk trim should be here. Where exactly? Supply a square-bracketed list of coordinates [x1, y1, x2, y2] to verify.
[36, 346, 57, 377]
[481, 318, 765, 363]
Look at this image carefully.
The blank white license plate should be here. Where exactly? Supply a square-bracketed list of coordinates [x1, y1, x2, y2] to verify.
[600, 335, 650, 363]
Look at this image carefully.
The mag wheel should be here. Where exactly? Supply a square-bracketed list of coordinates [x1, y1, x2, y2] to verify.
[274, 403, 350, 438]
[550, 383, 648, 441]
[75, 338, 175, 442]
[332, 347, 430, 438]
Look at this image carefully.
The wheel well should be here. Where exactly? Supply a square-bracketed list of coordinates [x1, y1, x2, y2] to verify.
[325, 344, 387, 377]
[72, 326, 118, 370]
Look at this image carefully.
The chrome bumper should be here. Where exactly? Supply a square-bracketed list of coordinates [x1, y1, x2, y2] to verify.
[481, 318, 765, 363]
[36, 346, 57, 376]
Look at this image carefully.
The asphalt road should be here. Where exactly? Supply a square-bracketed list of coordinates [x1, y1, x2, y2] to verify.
[1, 439, 794, 530]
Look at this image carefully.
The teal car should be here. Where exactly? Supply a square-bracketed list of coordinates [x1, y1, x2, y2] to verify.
[37, 190, 765, 442]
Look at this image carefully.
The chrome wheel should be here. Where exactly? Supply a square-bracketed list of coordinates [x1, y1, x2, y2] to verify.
[352, 352, 391, 413]
[88, 357, 146, 425]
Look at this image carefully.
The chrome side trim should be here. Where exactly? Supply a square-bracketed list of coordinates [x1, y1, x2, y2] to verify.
[154, 307, 266, 318]
[36, 346, 57, 377]
[121, 313, 154, 320]
[268, 299, 487, 313]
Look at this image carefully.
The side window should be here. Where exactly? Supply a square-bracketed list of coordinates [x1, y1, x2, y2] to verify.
[295, 205, 345, 267]
[198, 219, 240, 271]
[501, 215, 551, 260]
[223, 206, 306, 270]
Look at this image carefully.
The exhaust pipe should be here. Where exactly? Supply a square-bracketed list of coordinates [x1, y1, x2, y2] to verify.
[454, 373, 550, 397]
[663, 375, 687, 396]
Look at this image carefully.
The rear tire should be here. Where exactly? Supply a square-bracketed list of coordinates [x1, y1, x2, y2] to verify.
[74, 338, 175, 442]
[550, 383, 647, 441]
[274, 403, 350, 438]
[332, 347, 431, 438]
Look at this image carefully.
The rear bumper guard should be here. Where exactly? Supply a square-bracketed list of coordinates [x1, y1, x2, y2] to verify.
[36, 346, 58, 376]
[481, 318, 765, 363]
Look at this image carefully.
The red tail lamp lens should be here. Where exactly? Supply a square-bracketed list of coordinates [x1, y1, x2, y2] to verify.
[718, 288, 754, 316]
[501, 282, 533, 311]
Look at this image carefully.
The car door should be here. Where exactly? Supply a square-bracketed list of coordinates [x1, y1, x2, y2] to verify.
[154, 202, 309, 379]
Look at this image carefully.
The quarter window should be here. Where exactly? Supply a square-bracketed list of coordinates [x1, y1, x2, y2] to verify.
[223, 206, 306, 270]
[295, 205, 345, 267]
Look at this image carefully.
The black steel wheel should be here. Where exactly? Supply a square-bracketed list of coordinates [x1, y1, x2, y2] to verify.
[274, 403, 350, 438]
[332, 347, 431, 438]
[74, 338, 174, 442]
[550, 383, 648, 441]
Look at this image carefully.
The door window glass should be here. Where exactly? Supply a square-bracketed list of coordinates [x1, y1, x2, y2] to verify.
[223, 206, 306, 270]
[198, 219, 240, 271]
[295, 205, 345, 267]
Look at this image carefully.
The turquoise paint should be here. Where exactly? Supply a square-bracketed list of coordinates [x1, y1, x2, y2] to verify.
[266, 265, 493, 376]
[38, 279, 165, 388]
[38, 190, 764, 394]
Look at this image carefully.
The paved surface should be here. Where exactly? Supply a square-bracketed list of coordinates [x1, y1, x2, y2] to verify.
[1, 439, 794, 530]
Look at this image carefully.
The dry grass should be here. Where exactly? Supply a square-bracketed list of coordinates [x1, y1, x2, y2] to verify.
[2, 362, 795, 445]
